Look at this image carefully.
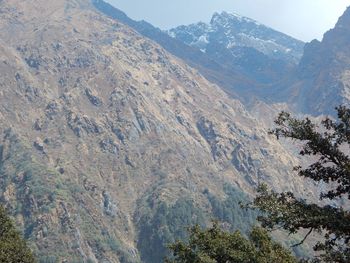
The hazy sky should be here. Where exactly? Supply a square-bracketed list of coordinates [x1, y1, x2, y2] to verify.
[106, 0, 350, 42]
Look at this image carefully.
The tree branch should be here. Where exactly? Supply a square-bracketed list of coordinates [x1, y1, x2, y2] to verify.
[291, 228, 313, 248]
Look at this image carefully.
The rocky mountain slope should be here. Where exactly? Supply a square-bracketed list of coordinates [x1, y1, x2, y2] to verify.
[0, 0, 311, 262]
[278, 7, 350, 115]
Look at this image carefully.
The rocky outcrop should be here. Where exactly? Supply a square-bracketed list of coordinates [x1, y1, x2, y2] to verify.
[100, 138, 119, 154]
[67, 112, 103, 137]
[85, 88, 103, 107]
[102, 190, 118, 217]
[197, 117, 222, 159]
[33, 137, 45, 152]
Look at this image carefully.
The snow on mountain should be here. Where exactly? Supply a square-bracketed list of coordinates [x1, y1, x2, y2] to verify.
[168, 11, 304, 64]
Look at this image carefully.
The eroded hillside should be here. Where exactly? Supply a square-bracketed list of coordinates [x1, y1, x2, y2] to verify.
[0, 0, 311, 262]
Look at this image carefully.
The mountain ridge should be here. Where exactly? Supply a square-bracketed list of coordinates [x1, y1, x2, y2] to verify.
[93, 0, 305, 104]
[168, 11, 304, 64]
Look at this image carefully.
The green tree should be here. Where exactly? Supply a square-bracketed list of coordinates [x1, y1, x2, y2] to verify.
[249, 106, 350, 262]
[166, 222, 297, 263]
[0, 205, 36, 263]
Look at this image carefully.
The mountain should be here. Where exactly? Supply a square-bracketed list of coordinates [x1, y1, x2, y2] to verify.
[168, 12, 305, 86]
[92, 0, 261, 100]
[89, 0, 350, 116]
[281, 7, 350, 115]
[93, 1, 305, 104]
[0, 0, 311, 262]
[169, 11, 304, 64]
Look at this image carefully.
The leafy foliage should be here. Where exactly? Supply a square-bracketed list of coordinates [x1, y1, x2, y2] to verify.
[166, 222, 297, 263]
[249, 106, 350, 262]
[0, 205, 36, 263]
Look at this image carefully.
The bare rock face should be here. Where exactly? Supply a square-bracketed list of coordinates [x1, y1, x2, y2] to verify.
[285, 7, 350, 115]
[0, 0, 311, 262]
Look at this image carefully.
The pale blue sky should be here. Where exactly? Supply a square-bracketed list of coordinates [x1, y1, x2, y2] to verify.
[106, 0, 350, 41]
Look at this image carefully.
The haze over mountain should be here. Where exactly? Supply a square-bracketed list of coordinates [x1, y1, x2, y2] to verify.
[0, 0, 313, 262]
[168, 11, 305, 96]
[106, 0, 350, 42]
[281, 6, 350, 115]
[168, 6, 350, 116]
[93, 0, 307, 105]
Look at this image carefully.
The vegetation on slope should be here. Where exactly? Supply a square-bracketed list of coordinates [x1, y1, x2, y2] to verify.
[0, 205, 36, 263]
[136, 183, 260, 263]
[204, 184, 257, 234]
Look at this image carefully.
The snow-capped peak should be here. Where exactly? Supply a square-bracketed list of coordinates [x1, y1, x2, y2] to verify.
[211, 11, 261, 27]
[167, 11, 304, 63]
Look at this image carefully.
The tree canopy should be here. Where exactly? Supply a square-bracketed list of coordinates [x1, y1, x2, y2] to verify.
[250, 106, 350, 262]
[0, 205, 36, 263]
[166, 222, 297, 263]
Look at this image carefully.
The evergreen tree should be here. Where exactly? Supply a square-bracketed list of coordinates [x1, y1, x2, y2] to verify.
[0, 205, 36, 263]
[250, 106, 350, 262]
[166, 222, 297, 263]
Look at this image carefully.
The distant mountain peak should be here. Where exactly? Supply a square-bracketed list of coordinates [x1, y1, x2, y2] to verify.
[168, 11, 304, 64]
[211, 11, 261, 26]
[336, 6, 350, 29]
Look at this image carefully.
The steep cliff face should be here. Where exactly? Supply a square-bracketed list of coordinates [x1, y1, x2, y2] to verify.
[285, 7, 350, 115]
[0, 0, 308, 262]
